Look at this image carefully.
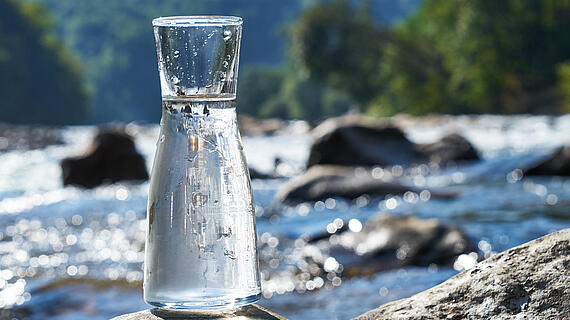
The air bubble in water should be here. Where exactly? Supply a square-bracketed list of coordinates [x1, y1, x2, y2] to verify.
[219, 72, 226, 79]
[223, 30, 232, 41]
[173, 50, 180, 58]
[171, 76, 180, 84]
[222, 61, 229, 69]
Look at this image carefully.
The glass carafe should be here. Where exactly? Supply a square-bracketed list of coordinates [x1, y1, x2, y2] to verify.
[144, 16, 261, 310]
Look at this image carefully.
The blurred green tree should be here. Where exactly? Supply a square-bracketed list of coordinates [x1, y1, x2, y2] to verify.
[375, 0, 570, 115]
[0, 0, 89, 124]
[237, 65, 352, 120]
[293, 0, 570, 116]
[33, 0, 309, 123]
[291, 0, 387, 107]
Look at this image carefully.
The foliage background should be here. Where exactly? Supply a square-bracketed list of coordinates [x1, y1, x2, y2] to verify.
[1, 0, 569, 124]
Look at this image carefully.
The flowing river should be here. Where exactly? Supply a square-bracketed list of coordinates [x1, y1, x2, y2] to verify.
[0, 115, 568, 319]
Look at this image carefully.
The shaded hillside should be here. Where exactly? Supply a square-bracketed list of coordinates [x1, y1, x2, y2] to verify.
[0, 0, 88, 124]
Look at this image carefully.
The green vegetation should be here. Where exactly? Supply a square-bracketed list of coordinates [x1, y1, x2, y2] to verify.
[237, 66, 352, 120]
[12, 0, 567, 123]
[294, 0, 570, 116]
[28, 0, 417, 123]
[0, 0, 88, 124]
[30, 0, 319, 123]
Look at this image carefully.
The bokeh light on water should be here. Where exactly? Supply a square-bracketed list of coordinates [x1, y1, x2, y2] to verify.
[0, 115, 568, 319]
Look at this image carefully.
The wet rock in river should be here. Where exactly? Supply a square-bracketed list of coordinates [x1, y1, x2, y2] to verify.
[417, 133, 480, 164]
[275, 165, 455, 204]
[524, 145, 570, 176]
[328, 214, 475, 276]
[308, 116, 425, 168]
[307, 115, 480, 168]
[353, 228, 570, 320]
[61, 129, 148, 188]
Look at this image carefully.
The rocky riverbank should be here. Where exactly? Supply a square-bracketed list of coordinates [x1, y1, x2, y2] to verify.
[0, 114, 568, 319]
[354, 228, 570, 320]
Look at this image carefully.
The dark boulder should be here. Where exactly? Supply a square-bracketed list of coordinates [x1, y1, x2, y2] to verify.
[329, 214, 475, 276]
[275, 165, 455, 204]
[307, 116, 479, 168]
[61, 130, 148, 188]
[354, 228, 570, 320]
[307, 116, 425, 168]
[417, 133, 480, 164]
[525, 146, 570, 176]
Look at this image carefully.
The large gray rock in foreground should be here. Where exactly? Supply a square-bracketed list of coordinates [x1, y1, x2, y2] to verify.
[354, 228, 570, 320]
[112, 304, 286, 320]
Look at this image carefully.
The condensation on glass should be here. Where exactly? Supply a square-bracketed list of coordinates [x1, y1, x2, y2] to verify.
[144, 16, 261, 310]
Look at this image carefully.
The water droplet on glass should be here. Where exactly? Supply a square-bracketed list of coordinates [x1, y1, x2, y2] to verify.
[224, 249, 236, 260]
[217, 226, 232, 239]
[159, 134, 165, 143]
[192, 192, 208, 207]
[223, 30, 232, 41]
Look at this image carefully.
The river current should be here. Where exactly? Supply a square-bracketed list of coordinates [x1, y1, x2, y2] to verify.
[0, 114, 568, 319]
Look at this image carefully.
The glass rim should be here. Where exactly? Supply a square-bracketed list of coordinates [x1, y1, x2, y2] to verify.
[152, 16, 243, 27]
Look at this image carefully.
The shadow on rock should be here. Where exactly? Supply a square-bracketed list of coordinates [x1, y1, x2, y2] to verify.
[524, 145, 570, 176]
[61, 129, 149, 188]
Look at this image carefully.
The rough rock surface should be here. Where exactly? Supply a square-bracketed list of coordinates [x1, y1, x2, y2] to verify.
[307, 116, 425, 168]
[525, 146, 570, 176]
[353, 228, 570, 320]
[330, 214, 475, 275]
[61, 129, 149, 188]
[417, 133, 480, 164]
[276, 165, 455, 204]
[111, 305, 287, 320]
